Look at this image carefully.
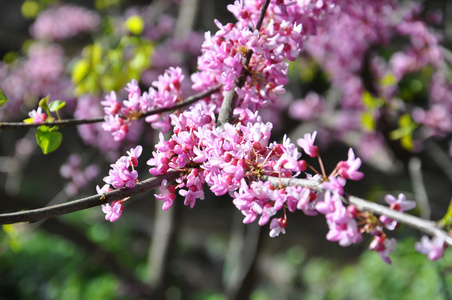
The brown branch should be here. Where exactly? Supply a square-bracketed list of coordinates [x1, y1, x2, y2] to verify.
[217, 0, 271, 126]
[0, 171, 183, 225]
[0, 84, 221, 130]
[261, 175, 452, 247]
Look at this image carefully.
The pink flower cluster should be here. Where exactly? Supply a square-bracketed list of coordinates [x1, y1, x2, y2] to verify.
[366, 193, 416, 264]
[30, 4, 100, 41]
[297, 0, 450, 158]
[99, 145, 142, 191]
[148, 101, 216, 209]
[102, 67, 185, 141]
[379, 193, 416, 230]
[191, 0, 336, 111]
[93, 0, 450, 263]
[0, 42, 71, 121]
[60, 154, 100, 196]
[233, 180, 317, 238]
[97, 145, 143, 222]
[316, 192, 362, 246]
[148, 104, 367, 245]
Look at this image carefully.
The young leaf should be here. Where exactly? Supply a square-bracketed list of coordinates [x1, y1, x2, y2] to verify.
[0, 88, 7, 107]
[361, 112, 375, 132]
[39, 95, 50, 110]
[36, 125, 63, 154]
[48, 100, 66, 112]
[439, 198, 452, 231]
[72, 59, 90, 84]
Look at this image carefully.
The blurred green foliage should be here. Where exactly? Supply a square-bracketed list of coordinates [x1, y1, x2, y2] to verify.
[251, 238, 452, 300]
[72, 36, 153, 96]
[2, 223, 451, 299]
[0, 224, 128, 300]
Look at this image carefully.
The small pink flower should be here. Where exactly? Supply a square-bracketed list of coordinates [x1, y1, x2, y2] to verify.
[102, 201, 124, 222]
[297, 131, 319, 157]
[380, 193, 416, 230]
[127, 145, 143, 167]
[96, 184, 111, 194]
[28, 107, 47, 124]
[101, 91, 122, 115]
[269, 217, 287, 238]
[384, 193, 416, 211]
[323, 176, 346, 195]
[337, 148, 364, 181]
[415, 235, 445, 261]
[155, 179, 176, 211]
[126, 79, 141, 99]
[369, 235, 396, 264]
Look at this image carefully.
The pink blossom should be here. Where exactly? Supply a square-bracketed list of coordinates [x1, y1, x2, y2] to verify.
[179, 186, 204, 208]
[102, 201, 124, 222]
[269, 217, 287, 238]
[385, 193, 416, 211]
[289, 92, 325, 121]
[317, 192, 362, 246]
[380, 193, 416, 230]
[96, 184, 111, 195]
[126, 145, 143, 168]
[326, 218, 363, 247]
[102, 115, 128, 142]
[297, 131, 319, 157]
[28, 107, 47, 124]
[155, 180, 176, 211]
[337, 148, 364, 181]
[103, 154, 139, 189]
[126, 79, 141, 99]
[101, 91, 121, 115]
[415, 235, 445, 261]
[323, 176, 346, 195]
[30, 4, 100, 41]
[369, 235, 397, 264]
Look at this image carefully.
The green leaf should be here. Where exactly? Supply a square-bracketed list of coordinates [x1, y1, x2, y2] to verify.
[362, 91, 374, 108]
[362, 91, 384, 109]
[380, 73, 397, 87]
[39, 95, 50, 110]
[91, 43, 103, 66]
[0, 88, 7, 107]
[48, 100, 66, 112]
[400, 135, 414, 151]
[36, 125, 62, 154]
[439, 198, 452, 231]
[389, 114, 417, 151]
[72, 59, 90, 84]
[361, 112, 375, 132]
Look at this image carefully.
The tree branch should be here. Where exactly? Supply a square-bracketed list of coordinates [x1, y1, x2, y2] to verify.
[0, 171, 183, 225]
[217, 0, 271, 126]
[0, 84, 221, 130]
[261, 175, 452, 247]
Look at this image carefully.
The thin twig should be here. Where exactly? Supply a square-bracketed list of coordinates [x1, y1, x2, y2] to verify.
[0, 171, 183, 225]
[261, 175, 452, 247]
[0, 85, 221, 130]
[408, 156, 431, 220]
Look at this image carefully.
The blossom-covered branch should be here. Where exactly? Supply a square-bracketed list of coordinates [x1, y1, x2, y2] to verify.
[262, 175, 452, 247]
[0, 84, 221, 130]
[217, 0, 271, 126]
